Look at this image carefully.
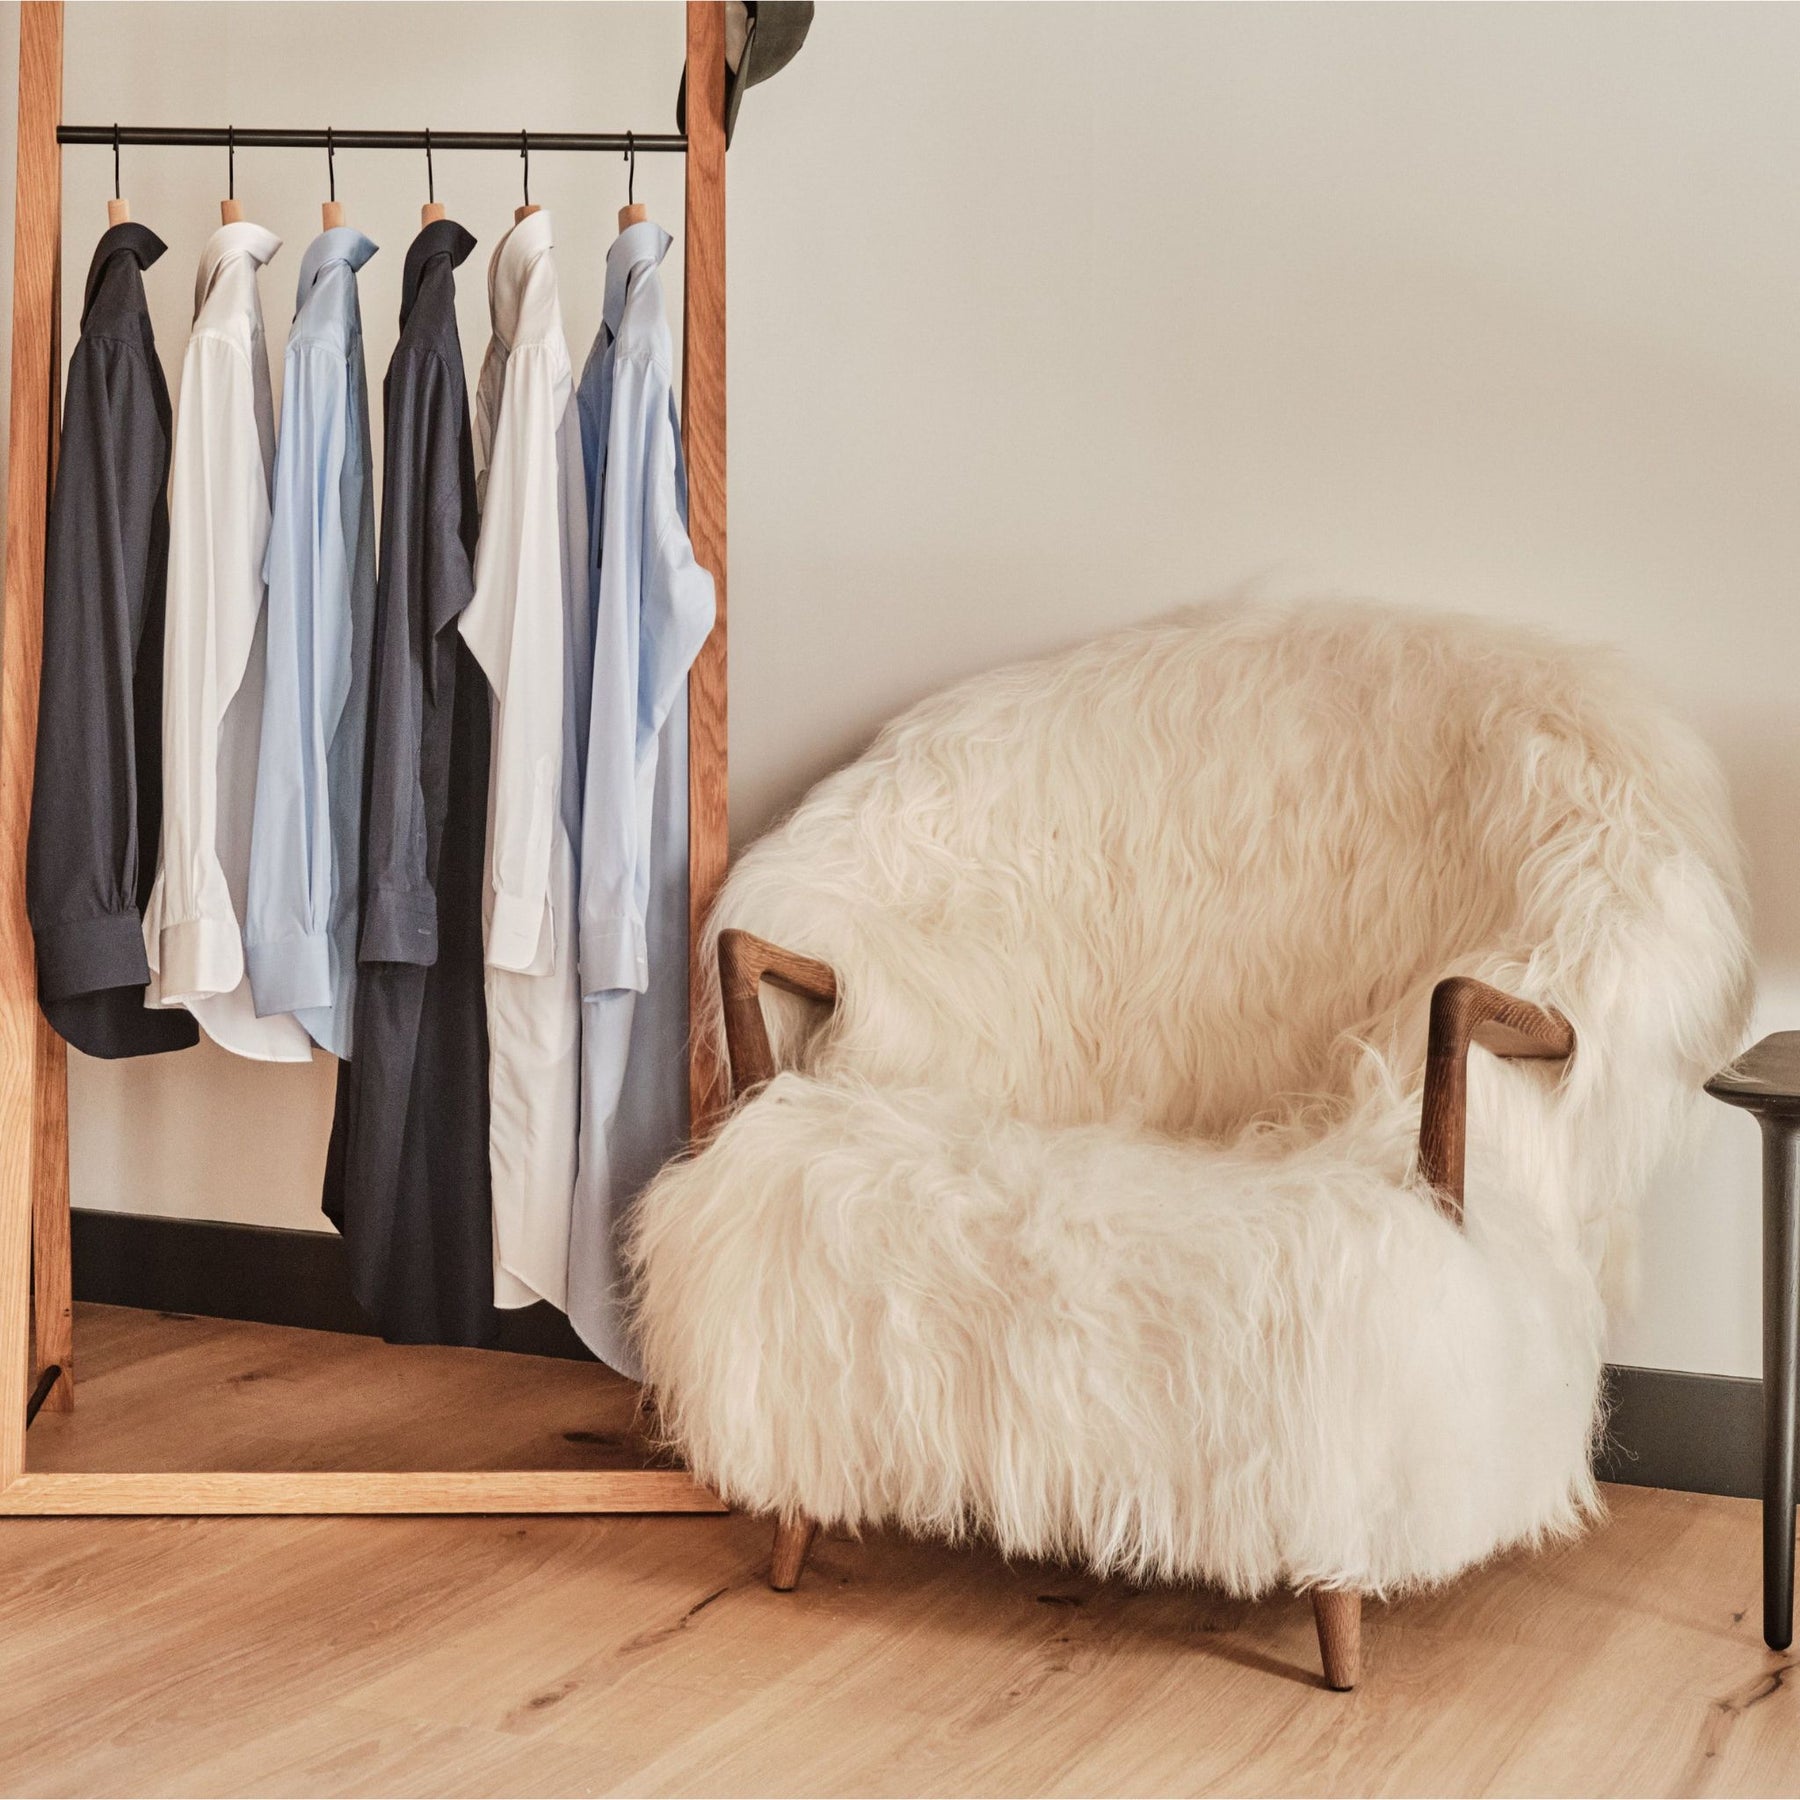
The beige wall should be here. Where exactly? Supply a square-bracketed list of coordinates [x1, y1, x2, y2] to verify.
[1, 2, 1795, 1377]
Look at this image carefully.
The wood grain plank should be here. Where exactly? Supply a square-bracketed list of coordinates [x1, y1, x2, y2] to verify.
[1, 1310, 1796, 1797]
[0, 0, 64, 1484]
[683, 0, 729, 1137]
[29, 1304, 652, 1476]
[26, 55, 68, 1407]
[27, 21, 68, 1412]
[0, 1469, 726, 1515]
[30, 1011, 69, 1411]
[15, 1305, 727, 1512]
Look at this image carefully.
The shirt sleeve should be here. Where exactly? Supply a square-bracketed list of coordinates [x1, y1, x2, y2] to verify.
[244, 336, 351, 1014]
[359, 350, 475, 966]
[578, 355, 715, 999]
[458, 341, 565, 975]
[641, 386, 717, 754]
[143, 331, 270, 1003]
[27, 333, 164, 1000]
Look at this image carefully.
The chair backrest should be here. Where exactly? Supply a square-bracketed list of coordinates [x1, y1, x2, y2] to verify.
[712, 602, 1748, 1240]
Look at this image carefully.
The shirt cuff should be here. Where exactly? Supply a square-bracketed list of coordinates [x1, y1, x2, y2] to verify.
[487, 888, 555, 975]
[581, 914, 649, 997]
[155, 915, 245, 1003]
[245, 931, 333, 1017]
[360, 886, 439, 968]
[34, 908, 152, 1002]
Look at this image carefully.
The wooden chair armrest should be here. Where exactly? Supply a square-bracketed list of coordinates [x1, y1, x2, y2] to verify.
[1418, 976, 1574, 1227]
[717, 928, 840, 1098]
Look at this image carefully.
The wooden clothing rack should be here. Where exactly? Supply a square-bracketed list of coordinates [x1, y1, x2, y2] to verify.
[0, 0, 731, 1518]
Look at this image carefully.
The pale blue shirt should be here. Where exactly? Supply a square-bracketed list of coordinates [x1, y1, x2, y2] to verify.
[566, 220, 716, 1372]
[246, 227, 378, 1057]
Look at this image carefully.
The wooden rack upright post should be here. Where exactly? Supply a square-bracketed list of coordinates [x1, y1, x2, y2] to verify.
[0, 0, 731, 1518]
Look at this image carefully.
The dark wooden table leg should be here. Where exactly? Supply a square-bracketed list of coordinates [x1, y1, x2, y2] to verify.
[1703, 1038, 1800, 1652]
[1762, 1113, 1800, 1653]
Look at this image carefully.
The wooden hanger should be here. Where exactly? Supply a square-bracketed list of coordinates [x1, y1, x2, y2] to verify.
[106, 124, 128, 225]
[515, 129, 539, 224]
[220, 125, 241, 224]
[321, 126, 343, 230]
[421, 127, 444, 227]
[618, 130, 646, 231]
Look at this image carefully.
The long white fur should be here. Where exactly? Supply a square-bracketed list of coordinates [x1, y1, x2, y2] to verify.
[630, 601, 1751, 1597]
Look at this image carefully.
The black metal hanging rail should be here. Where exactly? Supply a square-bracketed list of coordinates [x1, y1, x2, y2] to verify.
[57, 125, 686, 153]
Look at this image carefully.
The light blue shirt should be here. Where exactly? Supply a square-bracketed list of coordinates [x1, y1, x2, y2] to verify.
[566, 220, 716, 1372]
[246, 227, 378, 1057]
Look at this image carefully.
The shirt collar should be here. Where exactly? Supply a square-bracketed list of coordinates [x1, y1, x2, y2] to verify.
[81, 220, 166, 326]
[194, 220, 281, 315]
[601, 219, 673, 336]
[487, 208, 555, 347]
[295, 225, 377, 309]
[400, 217, 476, 325]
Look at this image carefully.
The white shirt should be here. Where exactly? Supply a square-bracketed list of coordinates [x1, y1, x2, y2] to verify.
[142, 222, 311, 1063]
[461, 209, 587, 1310]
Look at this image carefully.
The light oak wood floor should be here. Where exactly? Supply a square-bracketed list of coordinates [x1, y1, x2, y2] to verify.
[1, 1304, 1796, 1799]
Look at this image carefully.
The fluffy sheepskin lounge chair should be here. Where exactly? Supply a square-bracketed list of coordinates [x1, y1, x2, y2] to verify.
[631, 601, 1750, 1689]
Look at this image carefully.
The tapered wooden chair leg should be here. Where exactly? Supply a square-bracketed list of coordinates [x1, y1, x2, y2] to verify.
[1311, 1588, 1362, 1690]
[769, 1515, 818, 1591]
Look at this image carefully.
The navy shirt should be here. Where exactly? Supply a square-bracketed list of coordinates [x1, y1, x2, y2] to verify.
[27, 222, 197, 1059]
[323, 219, 499, 1346]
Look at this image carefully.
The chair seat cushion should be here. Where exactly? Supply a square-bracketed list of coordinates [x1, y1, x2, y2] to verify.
[631, 1073, 1605, 1597]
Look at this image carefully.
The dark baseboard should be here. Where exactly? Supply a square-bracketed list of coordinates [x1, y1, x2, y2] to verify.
[1596, 1363, 1765, 1501]
[69, 1207, 596, 1363]
[67, 1209, 1772, 1501]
